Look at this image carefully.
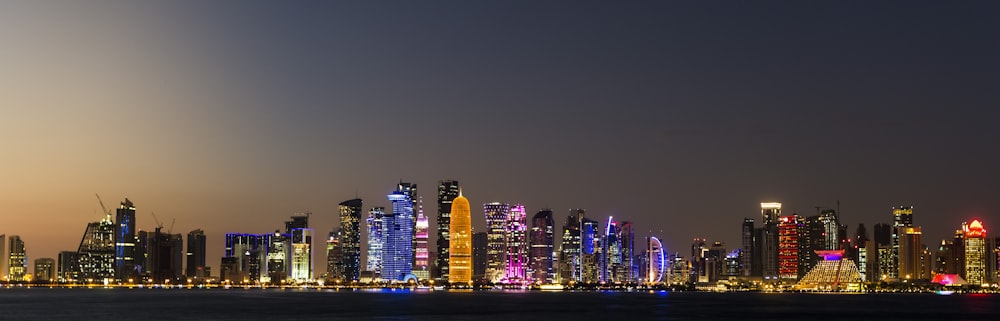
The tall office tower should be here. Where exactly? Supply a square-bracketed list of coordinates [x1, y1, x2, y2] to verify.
[436, 180, 460, 280]
[560, 209, 584, 283]
[890, 206, 914, 279]
[325, 230, 343, 282]
[396, 182, 418, 269]
[414, 197, 429, 280]
[505, 204, 528, 283]
[854, 224, 869, 281]
[760, 202, 781, 281]
[951, 229, 966, 276]
[601, 217, 621, 283]
[472, 232, 488, 282]
[798, 215, 825, 278]
[741, 218, 755, 277]
[286, 214, 313, 283]
[146, 228, 183, 284]
[964, 220, 986, 285]
[580, 218, 599, 283]
[724, 250, 742, 277]
[529, 209, 555, 284]
[366, 207, 385, 278]
[691, 238, 708, 283]
[57, 251, 79, 283]
[872, 223, 892, 280]
[448, 190, 472, 285]
[114, 198, 138, 282]
[706, 242, 727, 282]
[8, 236, 26, 281]
[186, 229, 207, 279]
[483, 202, 510, 283]
[818, 210, 839, 250]
[76, 213, 116, 282]
[384, 189, 414, 282]
[34, 258, 55, 282]
[777, 216, 799, 281]
[646, 237, 665, 284]
[619, 221, 636, 283]
[935, 239, 955, 274]
[338, 199, 363, 282]
[898, 227, 924, 280]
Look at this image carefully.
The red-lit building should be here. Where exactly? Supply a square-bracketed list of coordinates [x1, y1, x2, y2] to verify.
[778, 215, 800, 281]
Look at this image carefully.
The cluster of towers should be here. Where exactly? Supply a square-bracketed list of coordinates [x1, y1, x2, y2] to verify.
[680, 202, 999, 288]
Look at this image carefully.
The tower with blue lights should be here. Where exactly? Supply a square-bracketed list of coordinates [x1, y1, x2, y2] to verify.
[383, 188, 414, 282]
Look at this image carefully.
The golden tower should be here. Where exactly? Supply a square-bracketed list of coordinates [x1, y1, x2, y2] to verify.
[448, 190, 472, 284]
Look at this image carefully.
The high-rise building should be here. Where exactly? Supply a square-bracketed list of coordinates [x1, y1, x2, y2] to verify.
[472, 232, 488, 283]
[265, 232, 287, 283]
[854, 224, 869, 281]
[778, 215, 799, 281]
[8, 236, 26, 281]
[601, 217, 621, 283]
[366, 207, 385, 279]
[114, 198, 138, 282]
[529, 209, 555, 284]
[287, 214, 314, 283]
[396, 182, 418, 270]
[75, 213, 116, 283]
[505, 204, 528, 284]
[384, 189, 414, 282]
[57, 251, 79, 283]
[890, 206, 914, 279]
[484, 202, 510, 283]
[338, 199, 363, 282]
[646, 236, 665, 284]
[619, 221, 636, 283]
[436, 180, 460, 280]
[741, 218, 754, 277]
[819, 210, 839, 250]
[580, 218, 599, 283]
[34, 258, 55, 283]
[448, 190, 472, 284]
[873, 223, 892, 280]
[414, 197, 429, 280]
[759, 202, 781, 282]
[560, 209, 584, 283]
[186, 229, 207, 279]
[325, 230, 343, 282]
[142, 228, 183, 284]
[964, 220, 987, 285]
[898, 227, 925, 280]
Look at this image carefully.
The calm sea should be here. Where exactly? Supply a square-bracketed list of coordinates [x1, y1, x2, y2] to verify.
[1, 288, 998, 320]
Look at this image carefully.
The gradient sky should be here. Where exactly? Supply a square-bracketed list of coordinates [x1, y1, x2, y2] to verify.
[1, 1, 999, 276]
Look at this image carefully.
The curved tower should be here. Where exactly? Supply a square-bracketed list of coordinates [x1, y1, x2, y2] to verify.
[448, 190, 472, 284]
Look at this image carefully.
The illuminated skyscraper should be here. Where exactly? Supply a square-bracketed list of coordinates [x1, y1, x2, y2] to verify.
[529, 209, 555, 284]
[484, 202, 510, 283]
[898, 226, 925, 280]
[7, 236, 26, 281]
[601, 217, 620, 283]
[384, 189, 414, 282]
[819, 210, 839, 250]
[505, 204, 528, 283]
[619, 221, 636, 283]
[366, 207, 384, 278]
[326, 230, 343, 282]
[759, 202, 781, 281]
[286, 214, 313, 283]
[580, 218, 599, 283]
[964, 220, 987, 285]
[436, 180, 460, 280]
[560, 209, 584, 283]
[646, 236, 665, 284]
[186, 229, 207, 279]
[449, 190, 472, 284]
[741, 218, 754, 277]
[872, 223, 892, 280]
[76, 213, 115, 282]
[114, 198, 138, 282]
[396, 182, 418, 269]
[778, 215, 799, 281]
[890, 206, 913, 279]
[338, 198, 363, 282]
[414, 197, 429, 280]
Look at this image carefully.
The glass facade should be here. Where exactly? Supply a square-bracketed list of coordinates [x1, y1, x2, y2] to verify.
[366, 207, 384, 278]
[484, 202, 510, 283]
[504, 204, 528, 283]
[383, 190, 414, 282]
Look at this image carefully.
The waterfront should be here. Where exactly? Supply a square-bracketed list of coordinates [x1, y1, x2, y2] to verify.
[1, 288, 999, 320]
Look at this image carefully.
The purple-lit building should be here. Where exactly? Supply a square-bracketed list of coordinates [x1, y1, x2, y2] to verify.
[504, 204, 528, 283]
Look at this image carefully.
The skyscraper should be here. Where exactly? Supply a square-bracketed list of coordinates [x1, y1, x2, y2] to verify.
[414, 197, 429, 280]
[819, 210, 839, 250]
[115, 198, 138, 282]
[560, 209, 584, 283]
[436, 180, 460, 280]
[964, 220, 987, 285]
[186, 229, 207, 279]
[366, 207, 385, 278]
[741, 218, 754, 277]
[57, 251, 79, 283]
[143, 228, 183, 284]
[8, 236, 26, 281]
[34, 258, 55, 283]
[76, 213, 115, 282]
[898, 227, 924, 280]
[873, 223, 892, 280]
[286, 214, 313, 283]
[484, 202, 510, 283]
[505, 204, 528, 283]
[326, 230, 343, 282]
[384, 189, 414, 282]
[601, 217, 620, 283]
[580, 218, 600, 283]
[759, 202, 781, 282]
[472, 232, 488, 283]
[619, 221, 636, 283]
[338, 198, 363, 282]
[778, 215, 799, 281]
[396, 182, 418, 270]
[890, 206, 914, 279]
[529, 209, 555, 284]
[448, 190, 472, 285]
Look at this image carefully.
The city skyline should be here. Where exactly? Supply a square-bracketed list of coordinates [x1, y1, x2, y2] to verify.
[2, 1, 999, 279]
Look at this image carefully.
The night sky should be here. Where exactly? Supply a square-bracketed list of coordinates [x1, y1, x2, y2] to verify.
[1, 1, 998, 275]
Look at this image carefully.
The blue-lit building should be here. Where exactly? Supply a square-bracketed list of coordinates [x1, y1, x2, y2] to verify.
[114, 198, 138, 282]
[581, 218, 600, 283]
[383, 188, 414, 282]
[366, 207, 385, 278]
[600, 217, 621, 283]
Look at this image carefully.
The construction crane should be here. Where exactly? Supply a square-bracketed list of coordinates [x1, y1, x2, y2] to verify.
[151, 211, 164, 230]
[96, 194, 112, 219]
